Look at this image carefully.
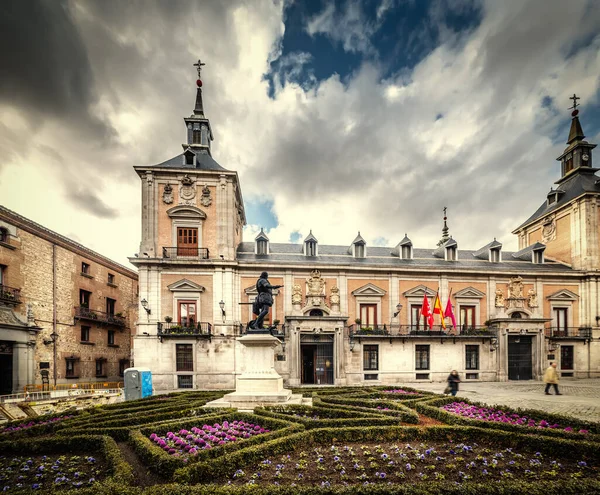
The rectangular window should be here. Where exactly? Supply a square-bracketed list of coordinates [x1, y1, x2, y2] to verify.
[364, 373, 379, 381]
[460, 306, 476, 330]
[176, 344, 194, 372]
[447, 247, 457, 260]
[177, 227, 198, 256]
[363, 345, 379, 371]
[560, 345, 574, 370]
[415, 345, 430, 370]
[119, 359, 129, 377]
[257, 240, 267, 255]
[554, 308, 568, 334]
[306, 241, 316, 256]
[415, 373, 430, 380]
[465, 345, 479, 370]
[359, 304, 377, 327]
[108, 273, 115, 285]
[108, 330, 115, 346]
[0, 264, 4, 285]
[106, 298, 116, 315]
[0, 228, 7, 243]
[66, 359, 77, 378]
[410, 305, 423, 330]
[81, 262, 90, 274]
[490, 249, 500, 262]
[465, 373, 479, 380]
[355, 244, 365, 258]
[95, 359, 105, 377]
[177, 375, 193, 389]
[401, 245, 411, 259]
[80, 289, 91, 307]
[80, 326, 90, 342]
[178, 301, 197, 327]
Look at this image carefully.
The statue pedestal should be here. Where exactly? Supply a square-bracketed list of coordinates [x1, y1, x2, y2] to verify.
[204, 333, 306, 410]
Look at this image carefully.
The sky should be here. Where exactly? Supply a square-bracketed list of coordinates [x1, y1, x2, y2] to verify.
[1, 0, 600, 267]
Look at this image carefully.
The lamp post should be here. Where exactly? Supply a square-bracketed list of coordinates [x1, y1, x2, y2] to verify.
[49, 331, 58, 387]
[392, 303, 403, 334]
[140, 298, 151, 315]
[219, 300, 225, 323]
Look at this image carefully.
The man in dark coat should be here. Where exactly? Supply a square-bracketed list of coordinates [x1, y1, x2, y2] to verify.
[249, 272, 283, 331]
[446, 370, 461, 396]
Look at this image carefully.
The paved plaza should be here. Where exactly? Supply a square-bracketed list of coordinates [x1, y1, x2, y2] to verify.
[411, 379, 600, 422]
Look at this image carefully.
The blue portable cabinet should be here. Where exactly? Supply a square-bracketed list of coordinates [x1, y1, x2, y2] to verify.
[123, 367, 153, 401]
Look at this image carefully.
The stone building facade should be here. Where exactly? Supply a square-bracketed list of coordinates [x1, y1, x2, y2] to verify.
[0, 207, 138, 394]
[131, 67, 599, 391]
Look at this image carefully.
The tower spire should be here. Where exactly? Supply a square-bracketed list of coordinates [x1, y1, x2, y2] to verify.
[567, 93, 585, 145]
[437, 207, 450, 246]
[183, 58, 213, 155]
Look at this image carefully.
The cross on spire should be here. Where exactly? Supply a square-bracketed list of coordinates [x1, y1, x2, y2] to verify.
[193, 59, 206, 79]
[568, 93, 580, 110]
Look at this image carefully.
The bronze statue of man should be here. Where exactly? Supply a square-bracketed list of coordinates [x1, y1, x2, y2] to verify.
[249, 272, 283, 331]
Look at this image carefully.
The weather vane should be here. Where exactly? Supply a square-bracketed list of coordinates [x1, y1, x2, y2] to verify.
[193, 59, 206, 79]
[568, 93, 580, 111]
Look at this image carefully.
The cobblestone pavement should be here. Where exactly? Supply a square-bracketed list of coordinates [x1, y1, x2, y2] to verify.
[412, 379, 600, 422]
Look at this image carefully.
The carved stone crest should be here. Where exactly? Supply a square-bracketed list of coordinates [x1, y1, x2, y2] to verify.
[507, 276, 524, 299]
[527, 288, 538, 308]
[306, 270, 326, 306]
[162, 184, 174, 204]
[179, 174, 196, 204]
[495, 288, 505, 308]
[542, 215, 556, 243]
[292, 284, 303, 305]
[330, 286, 340, 306]
[200, 184, 212, 207]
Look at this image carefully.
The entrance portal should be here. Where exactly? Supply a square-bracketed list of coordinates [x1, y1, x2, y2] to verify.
[0, 342, 13, 395]
[507, 336, 532, 380]
[301, 342, 334, 385]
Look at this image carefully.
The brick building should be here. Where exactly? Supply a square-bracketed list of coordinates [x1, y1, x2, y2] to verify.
[0, 207, 138, 394]
[131, 64, 599, 391]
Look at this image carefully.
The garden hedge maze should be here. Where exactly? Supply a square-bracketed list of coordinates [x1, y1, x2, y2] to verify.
[1, 386, 599, 494]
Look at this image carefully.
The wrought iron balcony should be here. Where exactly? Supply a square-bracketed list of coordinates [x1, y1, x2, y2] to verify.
[545, 326, 592, 339]
[162, 247, 209, 260]
[157, 321, 212, 339]
[74, 306, 127, 328]
[0, 285, 21, 304]
[349, 324, 498, 338]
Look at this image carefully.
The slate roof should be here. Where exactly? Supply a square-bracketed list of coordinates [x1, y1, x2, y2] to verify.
[147, 150, 228, 172]
[304, 231, 318, 243]
[511, 242, 545, 261]
[236, 242, 572, 272]
[514, 168, 600, 230]
[473, 239, 502, 260]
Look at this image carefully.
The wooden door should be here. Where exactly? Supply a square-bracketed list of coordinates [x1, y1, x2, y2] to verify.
[177, 228, 198, 256]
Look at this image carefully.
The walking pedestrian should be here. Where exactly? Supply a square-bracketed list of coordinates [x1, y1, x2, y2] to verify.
[543, 362, 562, 395]
[446, 370, 461, 397]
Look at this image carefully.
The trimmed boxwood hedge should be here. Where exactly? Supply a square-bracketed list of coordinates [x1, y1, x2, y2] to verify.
[0, 433, 134, 487]
[130, 411, 304, 479]
[172, 423, 600, 484]
[317, 396, 419, 423]
[416, 396, 600, 440]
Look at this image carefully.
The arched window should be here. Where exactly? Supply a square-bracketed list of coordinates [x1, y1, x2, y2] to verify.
[511, 312, 523, 319]
[309, 309, 323, 317]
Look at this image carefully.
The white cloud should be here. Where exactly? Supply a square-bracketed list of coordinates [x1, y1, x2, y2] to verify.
[1, 0, 600, 267]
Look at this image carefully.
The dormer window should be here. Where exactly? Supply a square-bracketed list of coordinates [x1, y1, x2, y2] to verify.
[184, 149, 195, 166]
[351, 232, 367, 258]
[446, 246, 457, 261]
[401, 244, 412, 259]
[355, 243, 365, 258]
[255, 228, 269, 255]
[533, 249, 544, 264]
[303, 231, 318, 256]
[490, 248, 500, 262]
[257, 240, 267, 255]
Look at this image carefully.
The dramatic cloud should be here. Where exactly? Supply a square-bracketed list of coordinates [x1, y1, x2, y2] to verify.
[1, 0, 599, 267]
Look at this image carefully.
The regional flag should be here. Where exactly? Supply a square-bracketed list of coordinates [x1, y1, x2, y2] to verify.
[433, 293, 446, 329]
[444, 293, 457, 328]
[420, 292, 433, 330]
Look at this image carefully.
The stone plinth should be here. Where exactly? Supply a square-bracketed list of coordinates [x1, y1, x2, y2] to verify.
[205, 332, 304, 410]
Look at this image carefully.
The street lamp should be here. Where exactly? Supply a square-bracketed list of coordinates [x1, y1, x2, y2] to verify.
[219, 300, 226, 322]
[140, 298, 151, 315]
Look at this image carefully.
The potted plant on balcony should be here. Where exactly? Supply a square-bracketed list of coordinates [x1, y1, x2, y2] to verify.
[272, 319, 280, 327]
[165, 316, 173, 323]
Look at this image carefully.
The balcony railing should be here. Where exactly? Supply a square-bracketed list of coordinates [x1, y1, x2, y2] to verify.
[348, 324, 498, 338]
[545, 326, 592, 339]
[0, 285, 21, 304]
[74, 306, 127, 328]
[157, 321, 212, 338]
[162, 247, 209, 260]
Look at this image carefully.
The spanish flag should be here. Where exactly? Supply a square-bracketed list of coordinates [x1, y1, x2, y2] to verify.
[433, 292, 446, 329]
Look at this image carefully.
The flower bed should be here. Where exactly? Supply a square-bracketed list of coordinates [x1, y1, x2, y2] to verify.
[0, 453, 104, 491]
[383, 389, 420, 395]
[442, 402, 591, 433]
[223, 439, 598, 487]
[0, 415, 74, 435]
[148, 420, 270, 459]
